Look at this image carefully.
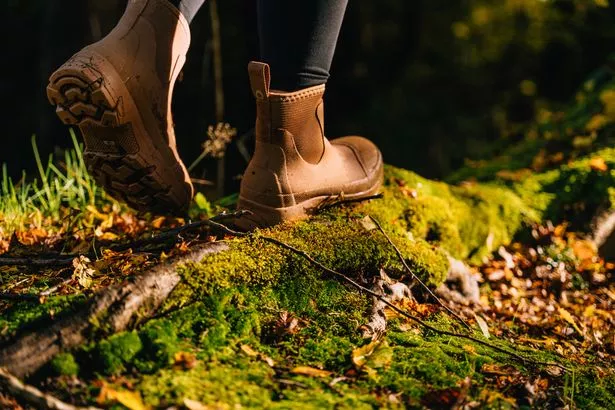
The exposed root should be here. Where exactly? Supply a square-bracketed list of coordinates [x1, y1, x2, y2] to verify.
[0, 367, 100, 410]
[0, 242, 228, 378]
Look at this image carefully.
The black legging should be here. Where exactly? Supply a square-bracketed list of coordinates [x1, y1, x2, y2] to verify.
[167, 0, 347, 91]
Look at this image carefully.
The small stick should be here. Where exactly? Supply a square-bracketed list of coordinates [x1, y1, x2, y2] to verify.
[0, 257, 74, 267]
[369, 216, 471, 330]
[0, 367, 101, 410]
[259, 235, 568, 371]
[315, 193, 384, 212]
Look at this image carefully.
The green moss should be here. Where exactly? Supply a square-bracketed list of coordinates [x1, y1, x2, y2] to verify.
[135, 321, 181, 373]
[93, 331, 142, 376]
[55, 264, 612, 409]
[0, 295, 86, 343]
[49, 352, 79, 377]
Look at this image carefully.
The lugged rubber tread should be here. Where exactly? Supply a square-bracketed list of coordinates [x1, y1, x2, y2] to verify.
[47, 54, 192, 214]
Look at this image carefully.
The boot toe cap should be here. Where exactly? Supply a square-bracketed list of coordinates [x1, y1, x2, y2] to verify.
[331, 136, 383, 176]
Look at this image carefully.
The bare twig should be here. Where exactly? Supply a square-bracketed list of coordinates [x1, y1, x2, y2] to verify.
[315, 193, 384, 212]
[190, 178, 215, 186]
[259, 234, 568, 371]
[0, 257, 74, 267]
[0, 367, 101, 410]
[369, 216, 471, 330]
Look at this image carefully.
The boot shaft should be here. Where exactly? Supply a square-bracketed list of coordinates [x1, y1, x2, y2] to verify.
[248, 62, 326, 165]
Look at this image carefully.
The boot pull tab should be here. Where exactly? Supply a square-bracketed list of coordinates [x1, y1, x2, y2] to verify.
[248, 61, 270, 100]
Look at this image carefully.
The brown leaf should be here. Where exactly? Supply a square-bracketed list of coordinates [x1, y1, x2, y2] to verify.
[291, 366, 332, 378]
[173, 351, 198, 370]
[240, 344, 259, 357]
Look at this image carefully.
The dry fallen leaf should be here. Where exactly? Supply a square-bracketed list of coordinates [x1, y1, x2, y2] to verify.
[72, 255, 95, 289]
[97, 383, 149, 410]
[359, 215, 377, 232]
[589, 157, 608, 172]
[174, 351, 198, 370]
[183, 398, 207, 410]
[558, 307, 583, 335]
[240, 344, 275, 367]
[240, 344, 258, 357]
[291, 366, 332, 378]
[474, 313, 491, 339]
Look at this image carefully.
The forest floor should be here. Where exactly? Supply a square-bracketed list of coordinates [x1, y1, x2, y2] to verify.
[3, 64, 615, 408]
[0, 136, 613, 409]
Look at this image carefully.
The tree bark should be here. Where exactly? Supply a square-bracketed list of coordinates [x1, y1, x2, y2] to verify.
[0, 242, 228, 378]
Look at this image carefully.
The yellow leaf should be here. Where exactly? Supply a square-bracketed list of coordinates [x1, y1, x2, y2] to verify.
[558, 307, 582, 334]
[240, 344, 259, 357]
[183, 398, 208, 410]
[97, 384, 150, 410]
[589, 157, 608, 172]
[152, 216, 166, 229]
[174, 351, 198, 370]
[471, 7, 490, 26]
[583, 304, 596, 318]
[352, 340, 393, 377]
[474, 313, 490, 339]
[586, 114, 610, 132]
[572, 239, 597, 263]
[463, 344, 477, 354]
[291, 366, 332, 378]
[98, 231, 119, 241]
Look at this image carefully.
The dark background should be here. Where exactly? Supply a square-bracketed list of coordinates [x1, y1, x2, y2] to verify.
[3, 0, 615, 194]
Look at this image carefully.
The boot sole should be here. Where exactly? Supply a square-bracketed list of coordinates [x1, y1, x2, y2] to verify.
[235, 164, 384, 230]
[46, 51, 193, 213]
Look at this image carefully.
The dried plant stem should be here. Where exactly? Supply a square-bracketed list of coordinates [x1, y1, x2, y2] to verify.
[209, 0, 225, 198]
[315, 193, 384, 212]
[369, 215, 471, 330]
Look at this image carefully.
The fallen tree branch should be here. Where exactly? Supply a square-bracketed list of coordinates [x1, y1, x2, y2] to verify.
[0, 367, 100, 410]
[259, 234, 569, 371]
[0, 241, 228, 378]
[369, 216, 472, 330]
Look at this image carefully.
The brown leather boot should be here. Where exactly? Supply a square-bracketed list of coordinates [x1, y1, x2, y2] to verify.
[237, 62, 384, 228]
[46, 0, 193, 213]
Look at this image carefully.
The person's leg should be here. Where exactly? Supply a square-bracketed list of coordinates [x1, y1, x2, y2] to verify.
[167, 0, 206, 24]
[237, 1, 383, 229]
[257, 0, 348, 91]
